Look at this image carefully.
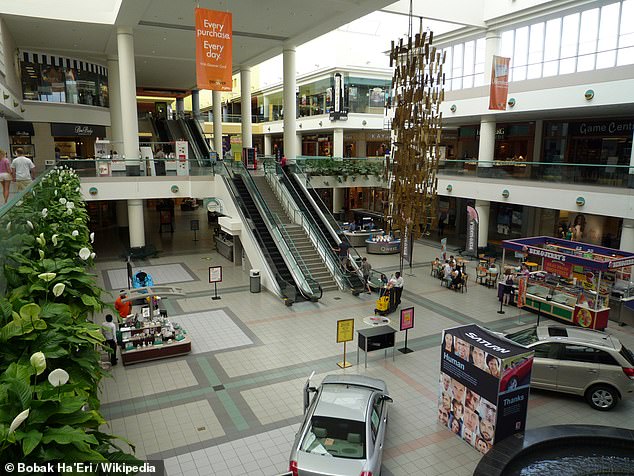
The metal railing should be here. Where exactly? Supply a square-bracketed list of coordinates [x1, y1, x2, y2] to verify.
[224, 161, 322, 301]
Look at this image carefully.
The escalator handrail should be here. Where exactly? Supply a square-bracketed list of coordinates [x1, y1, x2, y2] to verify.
[264, 162, 352, 291]
[219, 174, 284, 297]
[188, 118, 212, 156]
[223, 161, 321, 301]
[177, 118, 204, 167]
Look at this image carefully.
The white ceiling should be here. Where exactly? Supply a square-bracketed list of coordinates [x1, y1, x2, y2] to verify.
[2, 0, 397, 91]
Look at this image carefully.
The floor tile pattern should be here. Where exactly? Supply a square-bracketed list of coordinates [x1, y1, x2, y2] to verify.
[106, 263, 196, 290]
[173, 309, 253, 354]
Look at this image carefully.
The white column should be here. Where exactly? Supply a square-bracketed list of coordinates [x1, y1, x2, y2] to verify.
[116, 200, 129, 227]
[475, 199, 490, 248]
[263, 95, 270, 121]
[212, 90, 223, 156]
[264, 135, 272, 156]
[0, 117, 9, 154]
[107, 56, 123, 151]
[532, 120, 543, 163]
[484, 30, 500, 86]
[127, 199, 145, 248]
[191, 89, 200, 119]
[620, 219, 634, 252]
[283, 46, 297, 159]
[356, 138, 367, 158]
[333, 128, 344, 159]
[478, 116, 496, 167]
[333, 187, 345, 213]
[296, 132, 302, 158]
[240, 67, 252, 148]
[116, 27, 140, 166]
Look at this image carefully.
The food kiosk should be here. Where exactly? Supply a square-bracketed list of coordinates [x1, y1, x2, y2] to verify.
[501, 237, 634, 330]
[366, 234, 401, 255]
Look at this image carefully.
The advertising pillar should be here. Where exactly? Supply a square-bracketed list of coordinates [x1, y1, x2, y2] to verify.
[438, 324, 533, 454]
[175, 140, 189, 176]
[465, 205, 479, 256]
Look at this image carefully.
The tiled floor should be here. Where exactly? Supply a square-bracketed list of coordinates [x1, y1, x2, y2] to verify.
[105, 263, 197, 289]
[93, 222, 634, 476]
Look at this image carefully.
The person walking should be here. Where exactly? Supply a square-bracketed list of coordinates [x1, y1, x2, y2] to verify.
[10, 147, 35, 192]
[361, 257, 372, 294]
[101, 314, 118, 366]
[0, 149, 11, 203]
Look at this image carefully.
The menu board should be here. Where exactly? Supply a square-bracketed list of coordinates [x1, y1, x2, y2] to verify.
[438, 324, 534, 454]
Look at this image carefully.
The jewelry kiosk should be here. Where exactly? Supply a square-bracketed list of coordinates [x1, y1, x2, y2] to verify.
[119, 286, 191, 365]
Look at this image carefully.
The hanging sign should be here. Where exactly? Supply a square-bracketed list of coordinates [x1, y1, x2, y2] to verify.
[489, 56, 510, 111]
[465, 206, 479, 256]
[543, 257, 573, 278]
[195, 8, 232, 91]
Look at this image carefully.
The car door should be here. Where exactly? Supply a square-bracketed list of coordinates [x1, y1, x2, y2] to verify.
[556, 344, 601, 395]
[529, 342, 561, 390]
[367, 395, 385, 474]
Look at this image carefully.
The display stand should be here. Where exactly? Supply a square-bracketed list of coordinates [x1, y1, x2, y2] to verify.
[398, 307, 415, 354]
[336, 319, 354, 368]
[209, 266, 222, 300]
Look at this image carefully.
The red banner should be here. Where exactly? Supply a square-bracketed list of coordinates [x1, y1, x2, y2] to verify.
[517, 276, 527, 308]
[195, 8, 232, 91]
[543, 257, 573, 278]
[489, 56, 510, 110]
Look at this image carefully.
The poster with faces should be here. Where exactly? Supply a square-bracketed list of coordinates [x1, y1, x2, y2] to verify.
[439, 325, 533, 455]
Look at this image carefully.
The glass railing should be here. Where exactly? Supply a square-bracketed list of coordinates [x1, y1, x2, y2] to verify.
[437, 159, 634, 188]
[223, 161, 322, 301]
[263, 160, 350, 291]
[54, 157, 221, 178]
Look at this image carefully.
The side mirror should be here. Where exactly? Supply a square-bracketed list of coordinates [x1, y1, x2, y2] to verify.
[381, 395, 394, 404]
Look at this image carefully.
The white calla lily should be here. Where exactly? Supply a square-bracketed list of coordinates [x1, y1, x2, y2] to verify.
[26, 220, 34, 229]
[30, 352, 46, 376]
[71, 230, 79, 237]
[38, 272, 56, 282]
[90, 232, 95, 243]
[59, 198, 67, 205]
[52, 234, 58, 246]
[41, 208, 48, 218]
[6, 221, 11, 231]
[78, 248, 91, 260]
[48, 368, 69, 387]
[66, 201, 75, 210]
[38, 249, 45, 259]
[52, 283, 65, 297]
[90, 252, 96, 259]
[8, 409, 30, 434]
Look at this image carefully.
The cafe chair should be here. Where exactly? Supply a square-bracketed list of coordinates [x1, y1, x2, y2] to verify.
[476, 266, 487, 285]
[457, 274, 468, 293]
[486, 271, 499, 288]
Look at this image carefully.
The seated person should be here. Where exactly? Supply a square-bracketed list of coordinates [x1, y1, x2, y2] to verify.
[443, 261, 453, 286]
[450, 266, 463, 289]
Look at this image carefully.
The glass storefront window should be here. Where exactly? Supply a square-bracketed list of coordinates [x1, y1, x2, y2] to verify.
[20, 58, 108, 107]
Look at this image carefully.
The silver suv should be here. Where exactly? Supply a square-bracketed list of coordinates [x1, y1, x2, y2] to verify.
[504, 326, 634, 411]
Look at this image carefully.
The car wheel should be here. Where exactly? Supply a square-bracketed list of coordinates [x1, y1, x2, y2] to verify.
[585, 385, 619, 411]
[508, 377, 519, 391]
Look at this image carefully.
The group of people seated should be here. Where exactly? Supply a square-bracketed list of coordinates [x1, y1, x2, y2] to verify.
[432, 256, 465, 291]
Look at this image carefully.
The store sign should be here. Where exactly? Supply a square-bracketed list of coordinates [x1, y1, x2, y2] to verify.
[8, 121, 34, 136]
[50, 123, 106, 137]
[489, 56, 510, 111]
[543, 257, 573, 278]
[195, 8, 232, 91]
[439, 324, 533, 455]
[571, 120, 634, 137]
[465, 206, 479, 256]
[330, 72, 348, 121]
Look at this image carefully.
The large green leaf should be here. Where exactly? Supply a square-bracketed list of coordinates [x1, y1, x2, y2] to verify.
[2, 362, 34, 382]
[0, 317, 45, 341]
[18, 429, 42, 456]
[41, 425, 99, 446]
[5, 378, 32, 408]
[19, 303, 41, 321]
[0, 299, 12, 320]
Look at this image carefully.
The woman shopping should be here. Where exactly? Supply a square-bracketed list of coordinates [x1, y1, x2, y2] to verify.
[0, 150, 11, 203]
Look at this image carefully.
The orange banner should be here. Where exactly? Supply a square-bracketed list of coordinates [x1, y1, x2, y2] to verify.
[517, 276, 527, 308]
[195, 8, 232, 91]
[489, 56, 510, 110]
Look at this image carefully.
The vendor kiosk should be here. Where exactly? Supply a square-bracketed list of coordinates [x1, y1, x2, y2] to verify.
[501, 237, 634, 330]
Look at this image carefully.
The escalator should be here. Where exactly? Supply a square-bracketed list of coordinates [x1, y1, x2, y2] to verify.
[176, 118, 205, 166]
[278, 168, 366, 294]
[184, 118, 212, 158]
[153, 119, 173, 154]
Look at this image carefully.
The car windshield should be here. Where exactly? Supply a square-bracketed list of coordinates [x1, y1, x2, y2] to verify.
[505, 328, 539, 346]
[300, 416, 366, 459]
[620, 346, 634, 366]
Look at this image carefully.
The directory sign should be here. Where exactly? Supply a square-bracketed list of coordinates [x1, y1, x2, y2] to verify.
[438, 324, 533, 454]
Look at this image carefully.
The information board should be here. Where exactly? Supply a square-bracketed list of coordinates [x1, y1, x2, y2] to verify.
[336, 318, 354, 343]
[209, 266, 223, 283]
[400, 307, 414, 331]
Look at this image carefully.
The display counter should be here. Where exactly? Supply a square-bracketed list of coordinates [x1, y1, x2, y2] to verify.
[215, 235, 234, 261]
[121, 334, 191, 365]
[366, 238, 400, 255]
[344, 229, 383, 247]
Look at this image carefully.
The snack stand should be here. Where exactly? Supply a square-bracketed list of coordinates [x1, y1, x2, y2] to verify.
[118, 286, 191, 365]
[366, 234, 401, 255]
[501, 237, 634, 330]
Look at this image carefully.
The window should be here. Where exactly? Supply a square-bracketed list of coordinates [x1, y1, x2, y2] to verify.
[527, 22, 545, 79]
[474, 38, 485, 86]
[371, 397, 383, 440]
[596, 350, 619, 366]
[452, 44, 463, 90]
[577, 8, 599, 71]
[444, 48, 453, 90]
[532, 342, 559, 359]
[618, 0, 634, 65]
[560, 13, 580, 74]
[543, 18, 562, 77]
[463, 41, 475, 89]
[513, 26, 529, 81]
[596, 2, 619, 68]
[561, 344, 601, 363]
[301, 416, 366, 459]
[506, 328, 538, 346]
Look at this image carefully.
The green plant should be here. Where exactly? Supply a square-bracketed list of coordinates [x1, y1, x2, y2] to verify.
[0, 167, 141, 469]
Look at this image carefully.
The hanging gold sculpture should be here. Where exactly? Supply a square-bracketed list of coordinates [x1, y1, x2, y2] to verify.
[385, 29, 445, 242]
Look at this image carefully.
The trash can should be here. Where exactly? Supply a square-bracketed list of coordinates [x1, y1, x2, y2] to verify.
[250, 269, 261, 293]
